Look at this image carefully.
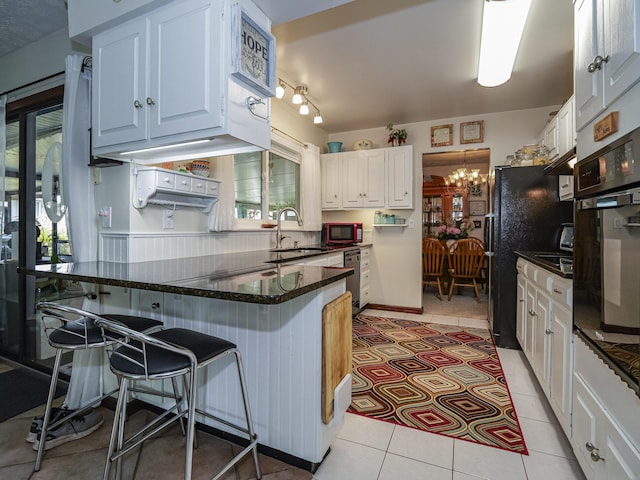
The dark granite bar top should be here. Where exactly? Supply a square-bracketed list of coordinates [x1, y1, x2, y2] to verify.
[515, 251, 573, 279]
[18, 247, 355, 304]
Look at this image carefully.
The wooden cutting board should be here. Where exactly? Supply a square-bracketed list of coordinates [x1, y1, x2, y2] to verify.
[322, 291, 352, 424]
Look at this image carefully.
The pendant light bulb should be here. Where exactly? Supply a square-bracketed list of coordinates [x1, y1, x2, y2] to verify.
[292, 86, 307, 104]
[314, 112, 323, 124]
[299, 101, 309, 115]
[275, 82, 285, 99]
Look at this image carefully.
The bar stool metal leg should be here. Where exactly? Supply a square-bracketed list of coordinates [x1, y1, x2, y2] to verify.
[34, 347, 63, 472]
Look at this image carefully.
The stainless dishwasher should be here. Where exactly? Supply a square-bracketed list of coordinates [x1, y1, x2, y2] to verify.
[344, 249, 360, 314]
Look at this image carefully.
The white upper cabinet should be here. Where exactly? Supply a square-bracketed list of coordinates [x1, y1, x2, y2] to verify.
[322, 146, 412, 210]
[557, 95, 576, 157]
[320, 153, 343, 210]
[575, 0, 640, 131]
[342, 150, 386, 208]
[91, 0, 271, 163]
[386, 146, 413, 209]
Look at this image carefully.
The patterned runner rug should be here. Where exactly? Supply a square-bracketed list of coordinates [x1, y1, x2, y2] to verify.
[349, 315, 528, 454]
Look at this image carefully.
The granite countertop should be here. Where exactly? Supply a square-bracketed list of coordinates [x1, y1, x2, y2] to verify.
[515, 251, 573, 279]
[18, 246, 357, 304]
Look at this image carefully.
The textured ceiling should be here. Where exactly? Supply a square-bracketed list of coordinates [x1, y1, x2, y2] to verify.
[0, 0, 68, 59]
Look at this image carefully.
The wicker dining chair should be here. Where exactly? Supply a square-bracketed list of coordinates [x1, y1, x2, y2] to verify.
[422, 238, 447, 300]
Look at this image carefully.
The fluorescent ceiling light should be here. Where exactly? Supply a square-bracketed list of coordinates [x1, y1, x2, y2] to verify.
[478, 0, 532, 87]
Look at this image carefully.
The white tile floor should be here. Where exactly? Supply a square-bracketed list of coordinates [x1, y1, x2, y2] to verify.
[312, 304, 587, 480]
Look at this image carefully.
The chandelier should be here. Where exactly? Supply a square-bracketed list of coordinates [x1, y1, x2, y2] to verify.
[444, 167, 488, 196]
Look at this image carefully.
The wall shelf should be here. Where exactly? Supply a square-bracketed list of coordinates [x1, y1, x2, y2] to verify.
[373, 224, 407, 228]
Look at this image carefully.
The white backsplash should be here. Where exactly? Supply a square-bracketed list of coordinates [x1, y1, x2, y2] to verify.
[100, 231, 320, 262]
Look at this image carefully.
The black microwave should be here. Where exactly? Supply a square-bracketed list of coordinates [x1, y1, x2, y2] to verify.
[576, 126, 640, 198]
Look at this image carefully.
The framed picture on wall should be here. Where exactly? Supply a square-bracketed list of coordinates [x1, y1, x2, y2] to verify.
[473, 220, 482, 229]
[430, 124, 453, 147]
[460, 120, 484, 144]
[469, 200, 486, 216]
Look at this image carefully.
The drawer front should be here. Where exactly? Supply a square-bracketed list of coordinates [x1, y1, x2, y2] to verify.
[206, 180, 219, 196]
[175, 176, 191, 192]
[550, 277, 572, 309]
[156, 171, 176, 189]
[191, 178, 207, 194]
[360, 286, 370, 307]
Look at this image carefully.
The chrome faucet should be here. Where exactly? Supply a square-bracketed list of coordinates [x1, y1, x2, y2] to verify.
[276, 207, 303, 249]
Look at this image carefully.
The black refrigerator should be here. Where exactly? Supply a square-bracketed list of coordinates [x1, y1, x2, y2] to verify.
[485, 165, 573, 349]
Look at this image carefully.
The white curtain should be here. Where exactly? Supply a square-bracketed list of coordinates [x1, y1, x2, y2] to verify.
[61, 55, 111, 409]
[208, 156, 235, 231]
[300, 143, 322, 231]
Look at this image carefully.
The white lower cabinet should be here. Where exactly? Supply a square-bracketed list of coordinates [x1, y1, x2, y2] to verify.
[359, 246, 371, 308]
[292, 252, 343, 267]
[516, 257, 573, 437]
[572, 338, 640, 480]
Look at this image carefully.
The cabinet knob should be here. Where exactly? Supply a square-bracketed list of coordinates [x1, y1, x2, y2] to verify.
[163, 177, 171, 183]
[519, 299, 525, 303]
[151, 302, 160, 310]
[146, 97, 156, 106]
[134, 100, 143, 109]
[528, 310, 537, 317]
[545, 328, 553, 335]
[590, 450, 604, 462]
[585, 442, 595, 452]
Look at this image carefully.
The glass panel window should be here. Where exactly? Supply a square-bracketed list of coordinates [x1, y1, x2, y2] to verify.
[234, 151, 263, 219]
[267, 152, 300, 221]
[233, 149, 300, 222]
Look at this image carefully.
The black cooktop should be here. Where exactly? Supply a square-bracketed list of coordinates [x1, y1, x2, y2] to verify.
[516, 251, 573, 277]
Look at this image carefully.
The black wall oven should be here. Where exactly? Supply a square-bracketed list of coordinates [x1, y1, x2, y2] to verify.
[574, 127, 640, 397]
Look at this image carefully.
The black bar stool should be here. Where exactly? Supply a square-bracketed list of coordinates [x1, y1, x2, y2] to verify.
[33, 302, 166, 472]
[94, 315, 261, 480]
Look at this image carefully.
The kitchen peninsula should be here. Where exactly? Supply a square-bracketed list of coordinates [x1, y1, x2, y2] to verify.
[19, 249, 354, 470]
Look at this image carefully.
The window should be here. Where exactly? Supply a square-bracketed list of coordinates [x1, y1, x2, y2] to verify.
[234, 149, 300, 222]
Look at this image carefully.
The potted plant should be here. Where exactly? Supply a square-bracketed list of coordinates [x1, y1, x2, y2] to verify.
[387, 123, 408, 146]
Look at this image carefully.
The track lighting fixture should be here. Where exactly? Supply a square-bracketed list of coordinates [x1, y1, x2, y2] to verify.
[275, 78, 323, 124]
[275, 79, 286, 99]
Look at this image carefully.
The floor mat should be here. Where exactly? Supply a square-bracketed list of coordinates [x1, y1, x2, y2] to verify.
[349, 314, 528, 454]
[0, 367, 66, 422]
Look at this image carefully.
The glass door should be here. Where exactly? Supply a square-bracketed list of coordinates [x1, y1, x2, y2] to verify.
[1, 89, 76, 366]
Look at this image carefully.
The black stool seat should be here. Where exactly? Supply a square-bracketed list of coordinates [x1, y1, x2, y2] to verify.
[48, 313, 162, 347]
[110, 328, 236, 376]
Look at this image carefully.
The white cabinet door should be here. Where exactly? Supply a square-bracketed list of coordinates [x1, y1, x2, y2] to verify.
[602, 0, 640, 112]
[531, 288, 552, 396]
[321, 154, 343, 209]
[362, 149, 386, 208]
[544, 118, 559, 160]
[549, 303, 573, 437]
[149, 0, 222, 139]
[559, 175, 574, 201]
[573, 374, 640, 480]
[341, 151, 385, 208]
[342, 152, 365, 208]
[524, 277, 537, 362]
[93, 16, 148, 148]
[386, 146, 413, 208]
[557, 95, 576, 157]
[516, 273, 527, 350]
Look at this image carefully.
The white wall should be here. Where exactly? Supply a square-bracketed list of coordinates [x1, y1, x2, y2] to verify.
[325, 106, 559, 311]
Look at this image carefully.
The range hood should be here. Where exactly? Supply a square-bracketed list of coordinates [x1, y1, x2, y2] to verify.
[544, 147, 577, 176]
